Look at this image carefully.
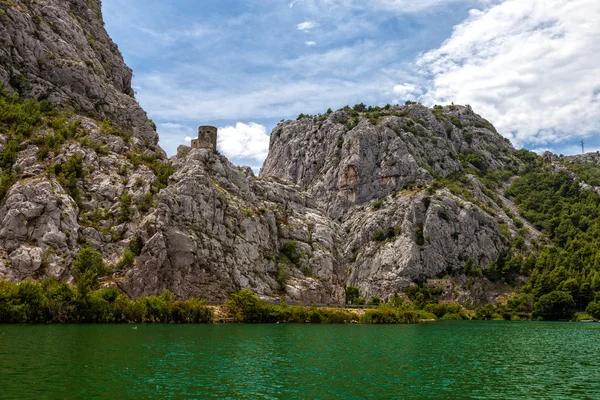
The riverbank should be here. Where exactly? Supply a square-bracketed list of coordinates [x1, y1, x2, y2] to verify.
[2, 279, 598, 324]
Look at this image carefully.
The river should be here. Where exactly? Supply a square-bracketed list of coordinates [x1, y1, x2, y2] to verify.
[1, 321, 599, 399]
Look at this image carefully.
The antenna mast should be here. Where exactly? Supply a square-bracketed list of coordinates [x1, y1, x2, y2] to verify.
[581, 139, 585, 154]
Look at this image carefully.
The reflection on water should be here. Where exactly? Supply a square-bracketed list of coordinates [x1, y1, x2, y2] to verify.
[1, 321, 599, 399]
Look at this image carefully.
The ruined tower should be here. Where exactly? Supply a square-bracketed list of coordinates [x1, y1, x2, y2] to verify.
[191, 125, 218, 151]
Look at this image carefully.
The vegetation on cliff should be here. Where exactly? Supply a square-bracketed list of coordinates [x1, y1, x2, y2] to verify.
[0, 248, 213, 323]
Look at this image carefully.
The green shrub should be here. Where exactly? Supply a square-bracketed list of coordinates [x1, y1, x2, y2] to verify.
[585, 301, 600, 319]
[280, 241, 301, 266]
[441, 312, 464, 320]
[372, 200, 384, 210]
[360, 306, 436, 324]
[139, 193, 154, 212]
[0, 278, 212, 324]
[119, 193, 132, 222]
[533, 291, 576, 320]
[116, 248, 136, 270]
[424, 302, 462, 318]
[345, 285, 361, 305]
[367, 296, 381, 306]
[451, 116, 463, 128]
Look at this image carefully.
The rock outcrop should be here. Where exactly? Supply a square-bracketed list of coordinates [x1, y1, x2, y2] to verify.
[0, 0, 160, 151]
[122, 148, 346, 303]
[261, 105, 522, 298]
[0, 0, 553, 303]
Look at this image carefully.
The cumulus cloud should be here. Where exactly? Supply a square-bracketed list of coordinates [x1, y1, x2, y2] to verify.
[306, 41, 317, 46]
[297, 21, 318, 31]
[392, 83, 422, 103]
[217, 123, 270, 162]
[417, 0, 600, 147]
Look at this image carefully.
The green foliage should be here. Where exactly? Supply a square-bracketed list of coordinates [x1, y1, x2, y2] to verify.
[360, 305, 436, 324]
[226, 290, 357, 323]
[345, 285, 363, 305]
[353, 102, 367, 112]
[505, 163, 600, 310]
[116, 248, 136, 270]
[0, 85, 46, 138]
[0, 278, 213, 323]
[533, 291, 576, 320]
[126, 151, 174, 191]
[129, 236, 144, 256]
[585, 301, 600, 319]
[100, 119, 131, 143]
[406, 285, 442, 309]
[150, 159, 174, 190]
[119, 192, 132, 222]
[373, 226, 400, 243]
[54, 154, 86, 205]
[451, 116, 464, 129]
[372, 200, 384, 210]
[473, 303, 499, 320]
[280, 241, 301, 266]
[423, 302, 463, 318]
[415, 227, 425, 246]
[72, 248, 106, 299]
[367, 296, 381, 306]
[139, 193, 154, 212]
[566, 161, 600, 186]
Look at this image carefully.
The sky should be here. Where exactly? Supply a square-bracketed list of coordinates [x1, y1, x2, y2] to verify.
[102, 0, 600, 170]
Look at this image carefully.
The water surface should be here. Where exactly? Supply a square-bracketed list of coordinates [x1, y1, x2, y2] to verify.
[1, 321, 599, 399]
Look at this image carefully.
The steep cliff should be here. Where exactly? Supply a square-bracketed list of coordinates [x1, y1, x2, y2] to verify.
[0, 0, 163, 285]
[122, 147, 346, 303]
[0, 0, 159, 150]
[3, 0, 595, 305]
[261, 105, 529, 298]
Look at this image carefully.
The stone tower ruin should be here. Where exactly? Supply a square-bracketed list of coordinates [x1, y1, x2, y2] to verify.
[191, 125, 218, 151]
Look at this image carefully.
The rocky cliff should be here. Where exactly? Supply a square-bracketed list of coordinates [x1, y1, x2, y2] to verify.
[0, 0, 163, 286]
[261, 105, 528, 298]
[1, 0, 578, 304]
[0, 0, 159, 150]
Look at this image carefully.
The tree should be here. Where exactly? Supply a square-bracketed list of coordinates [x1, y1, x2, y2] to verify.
[72, 248, 106, 300]
[353, 103, 367, 112]
[226, 290, 269, 323]
[533, 291, 576, 320]
[345, 286, 360, 305]
[585, 301, 600, 319]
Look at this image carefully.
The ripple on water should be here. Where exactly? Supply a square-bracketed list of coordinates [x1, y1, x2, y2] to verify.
[0, 322, 599, 399]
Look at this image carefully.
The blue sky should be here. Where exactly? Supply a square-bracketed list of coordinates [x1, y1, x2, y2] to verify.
[102, 0, 600, 169]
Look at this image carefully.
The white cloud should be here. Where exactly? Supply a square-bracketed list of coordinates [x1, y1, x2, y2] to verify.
[392, 83, 420, 100]
[184, 136, 192, 142]
[297, 21, 318, 31]
[135, 40, 398, 123]
[306, 41, 317, 46]
[217, 123, 270, 162]
[417, 0, 600, 147]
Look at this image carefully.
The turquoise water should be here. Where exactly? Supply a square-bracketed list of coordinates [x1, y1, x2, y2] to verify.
[0, 321, 599, 399]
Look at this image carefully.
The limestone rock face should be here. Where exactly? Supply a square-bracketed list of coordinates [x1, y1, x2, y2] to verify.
[0, 177, 78, 280]
[0, 0, 160, 151]
[121, 149, 346, 303]
[262, 105, 516, 219]
[261, 105, 523, 299]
